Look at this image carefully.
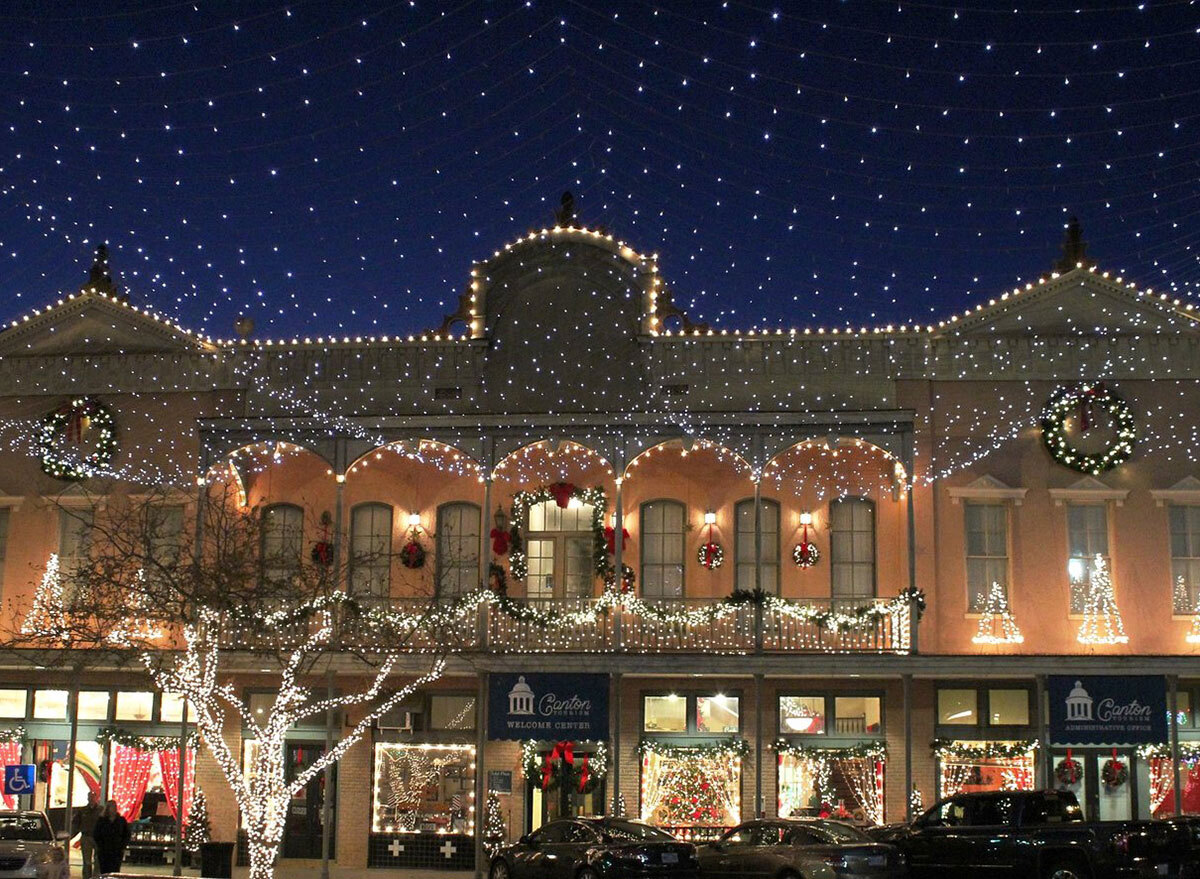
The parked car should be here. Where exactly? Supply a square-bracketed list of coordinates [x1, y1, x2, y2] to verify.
[489, 817, 698, 879]
[874, 789, 1198, 879]
[0, 812, 68, 879]
[698, 818, 905, 878]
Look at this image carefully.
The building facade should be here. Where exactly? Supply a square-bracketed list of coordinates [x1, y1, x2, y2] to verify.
[0, 222, 1198, 871]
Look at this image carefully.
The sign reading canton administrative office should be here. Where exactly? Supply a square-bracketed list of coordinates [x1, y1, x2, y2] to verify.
[1049, 675, 1167, 745]
[488, 674, 609, 741]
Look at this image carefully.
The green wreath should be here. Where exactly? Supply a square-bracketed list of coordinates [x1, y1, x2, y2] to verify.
[1040, 383, 1135, 475]
[1054, 758, 1082, 786]
[39, 397, 118, 480]
[1101, 757, 1128, 789]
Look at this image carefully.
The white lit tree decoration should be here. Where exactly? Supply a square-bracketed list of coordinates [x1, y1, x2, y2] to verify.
[1188, 593, 1200, 645]
[971, 582, 1024, 645]
[20, 554, 68, 641]
[1076, 555, 1129, 645]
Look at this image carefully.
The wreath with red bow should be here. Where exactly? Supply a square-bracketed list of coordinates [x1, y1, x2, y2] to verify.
[1101, 755, 1128, 789]
[521, 741, 606, 794]
[39, 397, 118, 481]
[1041, 383, 1136, 475]
[698, 542, 724, 570]
[1054, 757, 1082, 786]
[401, 534, 426, 569]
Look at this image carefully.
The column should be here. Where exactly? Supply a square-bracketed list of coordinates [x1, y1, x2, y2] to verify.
[754, 673, 764, 818]
[1171, 675, 1183, 816]
[613, 473, 624, 648]
[322, 446, 346, 878]
[1036, 675, 1050, 789]
[903, 674, 913, 822]
[611, 673, 622, 813]
[474, 673, 489, 879]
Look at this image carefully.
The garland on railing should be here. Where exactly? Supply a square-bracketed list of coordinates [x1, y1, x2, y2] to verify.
[772, 740, 886, 760]
[97, 726, 200, 751]
[0, 727, 25, 744]
[637, 738, 751, 759]
[932, 739, 1039, 761]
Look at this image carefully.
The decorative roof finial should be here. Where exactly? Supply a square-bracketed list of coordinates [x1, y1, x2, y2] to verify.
[554, 191, 576, 227]
[1055, 216, 1091, 272]
[83, 243, 123, 300]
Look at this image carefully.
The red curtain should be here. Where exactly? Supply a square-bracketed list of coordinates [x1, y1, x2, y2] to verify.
[110, 745, 154, 822]
[0, 742, 21, 809]
[158, 748, 196, 825]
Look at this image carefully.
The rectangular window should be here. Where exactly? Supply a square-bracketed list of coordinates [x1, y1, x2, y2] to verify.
[1067, 505, 1109, 613]
[696, 695, 740, 734]
[437, 503, 480, 597]
[262, 505, 303, 585]
[643, 695, 687, 733]
[0, 508, 10, 594]
[248, 692, 274, 727]
[160, 692, 192, 723]
[114, 691, 154, 722]
[33, 689, 68, 720]
[834, 696, 882, 735]
[830, 499, 875, 603]
[641, 501, 685, 598]
[77, 691, 110, 721]
[429, 695, 476, 731]
[0, 689, 26, 718]
[966, 504, 1008, 612]
[988, 689, 1030, 726]
[735, 499, 780, 592]
[146, 504, 185, 565]
[58, 508, 94, 602]
[938, 689, 977, 725]
[779, 696, 827, 735]
[1170, 506, 1200, 613]
[350, 503, 393, 597]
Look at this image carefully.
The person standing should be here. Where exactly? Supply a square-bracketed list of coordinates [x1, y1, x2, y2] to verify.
[92, 800, 130, 876]
[71, 790, 103, 879]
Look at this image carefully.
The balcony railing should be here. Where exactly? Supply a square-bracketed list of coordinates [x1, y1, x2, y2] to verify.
[221, 590, 920, 655]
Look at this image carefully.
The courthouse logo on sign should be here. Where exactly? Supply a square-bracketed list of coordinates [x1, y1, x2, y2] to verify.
[487, 673, 608, 741]
[1049, 675, 1166, 745]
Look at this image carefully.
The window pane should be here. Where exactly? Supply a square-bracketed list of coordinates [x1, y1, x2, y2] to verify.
[0, 508, 10, 591]
[735, 499, 780, 593]
[429, 695, 476, 731]
[160, 692, 192, 723]
[831, 499, 874, 600]
[779, 696, 826, 734]
[77, 691, 110, 721]
[643, 695, 687, 733]
[0, 690, 25, 719]
[262, 504, 303, 583]
[115, 691, 154, 722]
[697, 695, 739, 734]
[351, 503, 392, 597]
[248, 693, 274, 726]
[938, 689, 976, 725]
[642, 501, 685, 598]
[437, 503, 480, 597]
[834, 696, 882, 735]
[33, 689, 68, 720]
[989, 690, 1029, 726]
[1171, 506, 1200, 613]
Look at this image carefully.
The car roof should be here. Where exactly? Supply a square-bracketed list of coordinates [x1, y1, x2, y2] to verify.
[0, 811, 46, 818]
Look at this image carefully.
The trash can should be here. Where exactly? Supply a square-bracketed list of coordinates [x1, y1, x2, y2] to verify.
[199, 841, 235, 878]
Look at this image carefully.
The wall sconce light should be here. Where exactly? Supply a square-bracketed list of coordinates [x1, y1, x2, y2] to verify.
[407, 512, 422, 529]
[704, 511, 717, 525]
[799, 511, 813, 526]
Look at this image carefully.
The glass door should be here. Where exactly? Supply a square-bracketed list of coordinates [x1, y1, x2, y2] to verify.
[525, 500, 597, 601]
[283, 743, 335, 859]
[1096, 752, 1132, 821]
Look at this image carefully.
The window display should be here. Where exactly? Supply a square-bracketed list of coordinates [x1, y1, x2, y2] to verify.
[934, 740, 1036, 799]
[643, 695, 687, 733]
[372, 743, 475, 834]
[639, 741, 745, 839]
[779, 696, 825, 734]
[776, 744, 885, 825]
[696, 696, 739, 734]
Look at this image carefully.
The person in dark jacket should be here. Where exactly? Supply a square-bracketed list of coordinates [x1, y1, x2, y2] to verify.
[92, 800, 130, 876]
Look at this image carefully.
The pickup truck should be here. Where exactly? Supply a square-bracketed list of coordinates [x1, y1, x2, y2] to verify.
[872, 789, 1199, 879]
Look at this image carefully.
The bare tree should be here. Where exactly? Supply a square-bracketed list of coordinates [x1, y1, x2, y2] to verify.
[3, 481, 450, 879]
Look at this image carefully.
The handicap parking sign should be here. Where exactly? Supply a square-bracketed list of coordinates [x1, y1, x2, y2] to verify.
[3, 765, 35, 796]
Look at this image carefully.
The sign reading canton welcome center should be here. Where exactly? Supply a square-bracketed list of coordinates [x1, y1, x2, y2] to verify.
[487, 674, 609, 741]
[1049, 675, 1167, 745]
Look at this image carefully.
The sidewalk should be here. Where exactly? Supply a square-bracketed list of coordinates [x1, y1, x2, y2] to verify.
[104, 866, 475, 879]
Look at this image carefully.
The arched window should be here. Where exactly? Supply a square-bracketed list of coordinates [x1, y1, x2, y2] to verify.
[524, 499, 597, 601]
[262, 503, 304, 585]
[350, 503, 393, 597]
[641, 500, 685, 598]
[437, 502, 480, 598]
[829, 498, 875, 604]
[734, 498, 780, 593]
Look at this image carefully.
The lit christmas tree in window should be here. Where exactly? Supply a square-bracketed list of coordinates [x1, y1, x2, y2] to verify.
[1076, 555, 1128, 645]
[971, 581, 1023, 645]
[21, 554, 68, 641]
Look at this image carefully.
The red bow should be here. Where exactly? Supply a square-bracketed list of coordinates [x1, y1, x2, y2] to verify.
[490, 528, 511, 556]
[542, 741, 574, 789]
[604, 526, 629, 555]
[549, 483, 576, 509]
[578, 752, 590, 792]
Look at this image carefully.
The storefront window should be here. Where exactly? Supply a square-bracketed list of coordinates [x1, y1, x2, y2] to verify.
[32, 690, 67, 720]
[115, 691, 154, 721]
[697, 696, 739, 734]
[1172, 691, 1192, 728]
[641, 746, 741, 837]
[834, 696, 882, 735]
[643, 695, 687, 733]
[46, 740, 104, 809]
[77, 691, 110, 721]
[779, 696, 826, 734]
[988, 690, 1029, 726]
[938, 689, 977, 725]
[372, 743, 475, 834]
[937, 742, 1035, 799]
[429, 695, 476, 731]
[778, 751, 884, 824]
[0, 690, 26, 718]
[159, 692, 191, 723]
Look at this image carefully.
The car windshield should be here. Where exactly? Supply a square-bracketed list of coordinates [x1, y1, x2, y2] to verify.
[0, 816, 50, 841]
[601, 820, 675, 841]
[810, 822, 870, 844]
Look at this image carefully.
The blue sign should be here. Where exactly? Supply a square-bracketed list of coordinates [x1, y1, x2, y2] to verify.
[1049, 675, 1167, 745]
[488, 673, 609, 741]
[2, 765, 35, 796]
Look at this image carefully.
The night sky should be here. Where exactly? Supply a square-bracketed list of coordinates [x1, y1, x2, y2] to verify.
[1, 1, 1197, 340]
